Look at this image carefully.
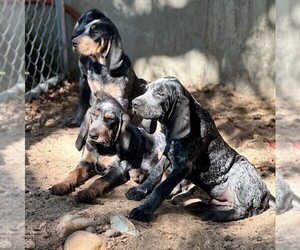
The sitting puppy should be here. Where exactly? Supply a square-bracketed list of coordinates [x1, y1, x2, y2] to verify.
[67, 9, 145, 127]
[50, 92, 168, 203]
[129, 76, 271, 222]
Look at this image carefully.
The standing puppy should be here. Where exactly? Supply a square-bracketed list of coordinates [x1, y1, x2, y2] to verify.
[130, 77, 271, 222]
[67, 9, 145, 127]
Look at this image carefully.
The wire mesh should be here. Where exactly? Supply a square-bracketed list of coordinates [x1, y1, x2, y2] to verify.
[0, 0, 25, 103]
[24, 0, 67, 102]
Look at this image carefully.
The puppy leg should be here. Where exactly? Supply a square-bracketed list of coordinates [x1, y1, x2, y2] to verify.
[50, 146, 96, 195]
[49, 164, 94, 195]
[203, 156, 271, 221]
[129, 160, 191, 221]
[200, 205, 247, 222]
[125, 155, 170, 201]
[66, 74, 90, 128]
[76, 166, 128, 203]
[171, 184, 199, 206]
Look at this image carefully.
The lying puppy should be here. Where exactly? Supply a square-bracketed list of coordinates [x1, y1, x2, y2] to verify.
[50, 92, 168, 203]
[67, 9, 145, 128]
[129, 76, 271, 222]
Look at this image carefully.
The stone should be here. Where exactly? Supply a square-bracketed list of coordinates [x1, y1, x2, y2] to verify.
[64, 231, 106, 250]
[56, 214, 98, 238]
[110, 214, 140, 237]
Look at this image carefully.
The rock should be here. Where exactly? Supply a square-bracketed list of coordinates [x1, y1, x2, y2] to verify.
[56, 214, 98, 238]
[64, 231, 106, 250]
[0, 239, 13, 249]
[86, 226, 96, 234]
[110, 214, 140, 237]
[25, 239, 35, 249]
[104, 229, 121, 238]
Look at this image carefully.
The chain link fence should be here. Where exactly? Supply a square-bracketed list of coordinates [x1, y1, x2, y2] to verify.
[0, 1, 25, 249]
[0, 0, 25, 103]
[0, 0, 68, 103]
[25, 0, 68, 102]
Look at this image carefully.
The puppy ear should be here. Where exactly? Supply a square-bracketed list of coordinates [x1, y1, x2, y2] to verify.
[106, 34, 123, 72]
[141, 119, 157, 134]
[114, 113, 129, 143]
[99, 36, 111, 61]
[75, 109, 91, 151]
[168, 93, 191, 141]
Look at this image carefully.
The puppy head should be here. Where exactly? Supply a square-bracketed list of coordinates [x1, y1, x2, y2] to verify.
[132, 77, 191, 140]
[75, 94, 129, 151]
[72, 9, 106, 39]
[71, 9, 123, 72]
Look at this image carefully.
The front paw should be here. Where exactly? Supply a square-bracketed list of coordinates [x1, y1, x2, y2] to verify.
[125, 186, 147, 201]
[76, 188, 97, 204]
[128, 205, 154, 222]
[49, 183, 74, 196]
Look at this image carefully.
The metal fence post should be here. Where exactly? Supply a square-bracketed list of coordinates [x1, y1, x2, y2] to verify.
[55, 0, 69, 75]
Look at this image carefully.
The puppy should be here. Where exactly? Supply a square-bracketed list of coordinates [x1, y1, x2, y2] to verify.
[50, 92, 169, 203]
[129, 76, 271, 222]
[67, 9, 145, 128]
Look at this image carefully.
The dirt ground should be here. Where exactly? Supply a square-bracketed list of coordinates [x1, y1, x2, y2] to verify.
[25, 80, 276, 250]
[0, 99, 25, 249]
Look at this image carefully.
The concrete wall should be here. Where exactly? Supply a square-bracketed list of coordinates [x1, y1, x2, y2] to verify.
[65, 0, 275, 99]
[277, 0, 300, 101]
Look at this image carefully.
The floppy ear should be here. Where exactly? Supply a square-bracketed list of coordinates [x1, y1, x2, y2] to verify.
[168, 93, 191, 141]
[75, 109, 91, 151]
[98, 36, 112, 64]
[114, 113, 129, 143]
[106, 34, 123, 72]
[141, 119, 157, 134]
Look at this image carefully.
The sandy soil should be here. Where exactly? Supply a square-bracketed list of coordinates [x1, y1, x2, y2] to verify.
[25, 80, 276, 250]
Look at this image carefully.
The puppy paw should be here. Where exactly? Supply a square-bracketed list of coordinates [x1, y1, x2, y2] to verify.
[49, 183, 74, 196]
[125, 187, 147, 201]
[128, 205, 153, 222]
[76, 189, 97, 204]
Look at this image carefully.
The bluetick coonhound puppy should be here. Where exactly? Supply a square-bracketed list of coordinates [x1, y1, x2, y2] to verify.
[50, 92, 168, 203]
[129, 76, 271, 222]
[67, 9, 146, 127]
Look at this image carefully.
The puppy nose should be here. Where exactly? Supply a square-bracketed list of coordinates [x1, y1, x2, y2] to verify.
[132, 99, 141, 109]
[71, 39, 78, 47]
[88, 130, 99, 140]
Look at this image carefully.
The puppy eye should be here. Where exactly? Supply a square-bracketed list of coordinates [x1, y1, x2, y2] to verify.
[90, 24, 96, 30]
[103, 116, 115, 122]
[105, 118, 116, 124]
[92, 109, 100, 117]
